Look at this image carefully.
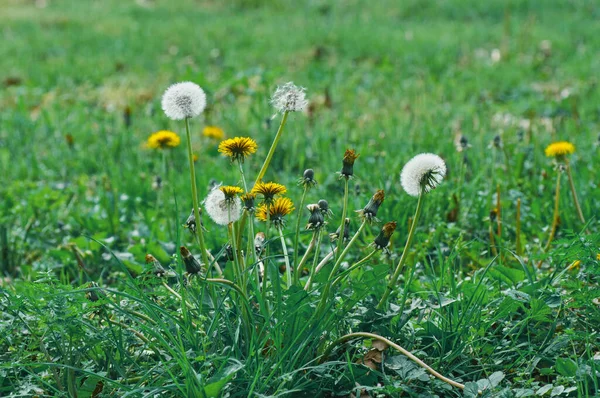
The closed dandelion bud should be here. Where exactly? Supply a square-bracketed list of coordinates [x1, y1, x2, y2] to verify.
[241, 193, 256, 212]
[85, 282, 102, 302]
[330, 218, 350, 242]
[184, 208, 206, 233]
[145, 254, 166, 277]
[373, 222, 397, 250]
[454, 134, 471, 152]
[306, 204, 325, 230]
[491, 134, 503, 149]
[357, 190, 385, 224]
[180, 246, 205, 276]
[152, 175, 163, 191]
[225, 244, 235, 262]
[340, 149, 359, 179]
[298, 169, 317, 189]
[318, 199, 333, 218]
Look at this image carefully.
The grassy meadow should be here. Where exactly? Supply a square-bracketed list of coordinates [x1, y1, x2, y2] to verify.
[1, 0, 599, 396]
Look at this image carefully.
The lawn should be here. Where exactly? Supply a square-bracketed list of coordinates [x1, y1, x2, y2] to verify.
[1, 0, 599, 396]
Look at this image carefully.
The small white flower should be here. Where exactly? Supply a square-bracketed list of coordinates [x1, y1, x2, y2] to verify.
[400, 153, 446, 197]
[161, 82, 207, 120]
[270, 82, 308, 113]
[203, 189, 241, 226]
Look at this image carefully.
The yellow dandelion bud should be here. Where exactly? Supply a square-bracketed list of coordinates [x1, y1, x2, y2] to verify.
[203, 126, 225, 140]
[567, 260, 581, 271]
[218, 137, 258, 162]
[545, 141, 575, 158]
[147, 130, 181, 149]
[596, 253, 600, 261]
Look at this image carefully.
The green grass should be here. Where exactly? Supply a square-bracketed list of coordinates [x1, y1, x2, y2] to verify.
[1, 0, 599, 396]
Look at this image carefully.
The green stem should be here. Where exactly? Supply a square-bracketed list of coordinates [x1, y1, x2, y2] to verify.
[315, 220, 367, 317]
[565, 159, 586, 225]
[335, 178, 350, 259]
[543, 170, 562, 253]
[331, 249, 377, 287]
[377, 188, 425, 310]
[304, 229, 323, 291]
[319, 332, 468, 391]
[255, 111, 289, 185]
[184, 118, 210, 269]
[293, 186, 308, 284]
[278, 226, 292, 289]
[296, 230, 317, 276]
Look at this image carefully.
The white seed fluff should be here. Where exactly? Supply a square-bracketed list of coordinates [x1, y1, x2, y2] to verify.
[203, 189, 241, 226]
[400, 153, 447, 197]
[161, 82, 207, 120]
[270, 82, 308, 113]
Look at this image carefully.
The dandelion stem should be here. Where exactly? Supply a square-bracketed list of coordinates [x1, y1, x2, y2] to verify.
[315, 220, 367, 317]
[184, 118, 210, 269]
[516, 198, 523, 256]
[293, 186, 308, 284]
[377, 188, 425, 310]
[336, 178, 350, 259]
[331, 249, 377, 288]
[565, 159, 586, 225]
[255, 110, 289, 185]
[304, 229, 323, 291]
[315, 247, 337, 274]
[543, 170, 562, 253]
[320, 332, 469, 391]
[277, 226, 292, 289]
[296, 230, 317, 276]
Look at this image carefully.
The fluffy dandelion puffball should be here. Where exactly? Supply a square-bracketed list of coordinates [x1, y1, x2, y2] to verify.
[270, 82, 308, 113]
[545, 141, 575, 157]
[161, 82, 206, 120]
[218, 137, 258, 162]
[203, 126, 225, 140]
[147, 130, 181, 149]
[256, 197, 295, 227]
[400, 153, 447, 197]
[203, 189, 242, 226]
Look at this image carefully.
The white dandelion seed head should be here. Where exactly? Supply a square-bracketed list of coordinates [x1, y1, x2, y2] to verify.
[270, 82, 308, 113]
[161, 82, 207, 120]
[400, 153, 447, 197]
[203, 189, 241, 226]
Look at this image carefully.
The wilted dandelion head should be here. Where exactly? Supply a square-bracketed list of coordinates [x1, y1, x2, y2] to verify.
[330, 218, 350, 242]
[306, 203, 325, 230]
[454, 134, 471, 153]
[545, 141, 575, 158]
[218, 137, 258, 163]
[340, 149, 359, 179]
[252, 181, 287, 204]
[400, 153, 446, 197]
[373, 221, 397, 251]
[270, 82, 308, 113]
[298, 168, 317, 189]
[219, 185, 244, 201]
[145, 254, 166, 277]
[161, 82, 207, 120]
[203, 126, 225, 140]
[147, 130, 181, 149]
[256, 197, 295, 227]
[180, 246, 205, 276]
[203, 188, 242, 226]
[184, 207, 205, 233]
[357, 189, 385, 223]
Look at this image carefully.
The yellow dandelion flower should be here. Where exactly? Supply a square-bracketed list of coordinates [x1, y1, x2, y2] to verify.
[241, 192, 256, 211]
[147, 130, 181, 149]
[256, 197, 295, 227]
[596, 253, 600, 261]
[218, 137, 258, 162]
[545, 141, 575, 158]
[203, 126, 225, 140]
[220, 185, 243, 200]
[252, 181, 287, 203]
